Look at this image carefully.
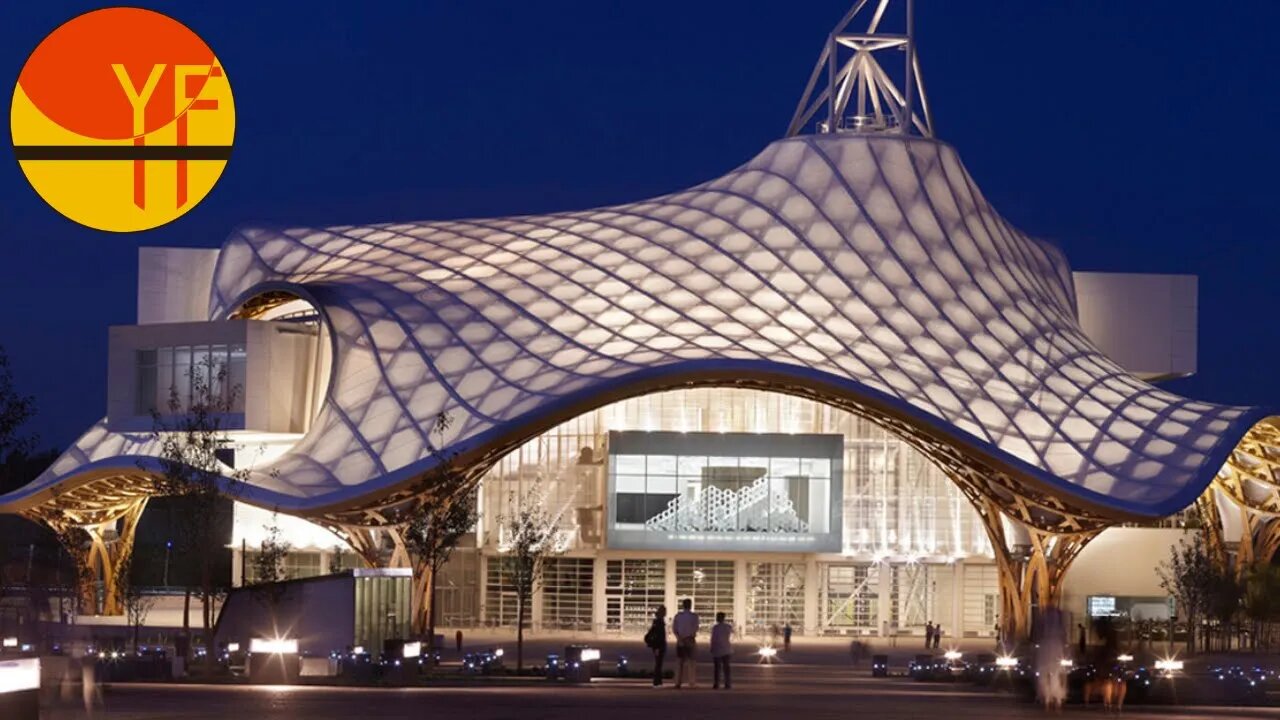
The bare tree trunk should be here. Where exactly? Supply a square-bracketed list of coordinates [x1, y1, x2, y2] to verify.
[182, 585, 192, 660]
[201, 556, 213, 672]
[426, 564, 438, 646]
[516, 594, 525, 672]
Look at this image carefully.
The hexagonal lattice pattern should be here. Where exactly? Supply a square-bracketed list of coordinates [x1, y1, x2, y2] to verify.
[3, 134, 1272, 521]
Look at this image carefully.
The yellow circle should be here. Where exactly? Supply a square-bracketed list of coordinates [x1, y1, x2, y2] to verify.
[10, 8, 235, 232]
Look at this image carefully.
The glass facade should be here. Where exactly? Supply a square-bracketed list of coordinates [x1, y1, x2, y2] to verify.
[465, 387, 1001, 636]
[819, 563, 881, 631]
[604, 559, 666, 632]
[135, 344, 247, 415]
[675, 560, 735, 622]
[476, 387, 990, 559]
[746, 562, 805, 634]
[541, 558, 594, 631]
[609, 431, 840, 552]
[353, 574, 412, 655]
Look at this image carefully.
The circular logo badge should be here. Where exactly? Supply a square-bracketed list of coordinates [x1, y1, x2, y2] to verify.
[11, 7, 234, 232]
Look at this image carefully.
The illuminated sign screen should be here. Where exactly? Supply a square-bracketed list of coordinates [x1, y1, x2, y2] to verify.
[606, 430, 843, 552]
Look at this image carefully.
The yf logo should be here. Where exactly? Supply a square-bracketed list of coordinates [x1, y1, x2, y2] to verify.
[11, 7, 235, 232]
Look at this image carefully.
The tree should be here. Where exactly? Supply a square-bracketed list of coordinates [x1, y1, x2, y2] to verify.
[250, 513, 292, 632]
[1244, 565, 1280, 652]
[401, 412, 479, 642]
[1158, 532, 1215, 655]
[148, 357, 246, 667]
[115, 553, 157, 652]
[0, 346, 35, 468]
[499, 483, 562, 671]
[0, 345, 36, 612]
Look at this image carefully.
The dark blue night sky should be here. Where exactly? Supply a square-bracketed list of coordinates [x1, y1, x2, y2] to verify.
[2, 1, 1278, 450]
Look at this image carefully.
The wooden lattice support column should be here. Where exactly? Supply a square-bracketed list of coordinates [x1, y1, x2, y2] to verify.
[1253, 517, 1280, 567]
[331, 523, 410, 569]
[43, 498, 148, 616]
[974, 496, 1097, 643]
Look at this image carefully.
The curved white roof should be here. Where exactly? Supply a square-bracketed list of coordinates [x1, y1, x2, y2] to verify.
[2, 134, 1269, 521]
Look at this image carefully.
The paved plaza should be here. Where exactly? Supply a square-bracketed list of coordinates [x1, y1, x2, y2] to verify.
[28, 659, 1280, 720]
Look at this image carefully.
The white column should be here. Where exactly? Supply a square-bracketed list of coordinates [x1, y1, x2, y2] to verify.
[665, 557, 678, 614]
[593, 556, 608, 635]
[803, 557, 819, 635]
[877, 563, 892, 639]
[477, 552, 489, 625]
[733, 558, 748, 628]
[951, 561, 964, 643]
[531, 580, 544, 633]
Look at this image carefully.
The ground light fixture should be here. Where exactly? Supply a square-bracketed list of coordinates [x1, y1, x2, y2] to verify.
[579, 648, 601, 662]
[944, 650, 962, 661]
[249, 638, 299, 655]
[1155, 658, 1184, 672]
[1, 638, 15, 649]
[1059, 659, 1074, 668]
[995, 656, 1018, 668]
[758, 646, 779, 664]
[1117, 653, 1134, 663]
[402, 642, 422, 658]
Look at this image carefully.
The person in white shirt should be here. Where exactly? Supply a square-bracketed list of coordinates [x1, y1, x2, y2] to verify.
[671, 598, 700, 688]
[710, 612, 733, 689]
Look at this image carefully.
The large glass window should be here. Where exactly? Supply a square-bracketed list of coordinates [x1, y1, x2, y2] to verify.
[605, 559, 665, 632]
[820, 563, 880, 631]
[608, 431, 841, 552]
[484, 557, 519, 627]
[675, 560, 735, 623]
[541, 558, 594, 631]
[135, 343, 246, 415]
[746, 562, 805, 635]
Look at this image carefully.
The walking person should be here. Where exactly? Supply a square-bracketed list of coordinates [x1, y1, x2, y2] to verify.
[672, 598, 700, 688]
[925, 621, 934, 648]
[711, 612, 733, 689]
[644, 605, 668, 687]
[783, 622, 792, 652]
[933, 624, 942, 649]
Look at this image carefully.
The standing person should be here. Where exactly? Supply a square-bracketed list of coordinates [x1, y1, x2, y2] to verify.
[671, 598, 701, 688]
[925, 621, 934, 648]
[644, 605, 668, 687]
[783, 622, 792, 652]
[456, 629, 464, 653]
[710, 612, 733, 690]
[933, 624, 942, 649]
[1077, 623, 1087, 657]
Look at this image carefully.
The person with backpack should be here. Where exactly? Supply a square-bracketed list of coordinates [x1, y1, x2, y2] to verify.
[644, 605, 668, 687]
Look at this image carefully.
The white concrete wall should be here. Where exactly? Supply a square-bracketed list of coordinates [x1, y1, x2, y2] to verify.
[107, 320, 318, 434]
[1073, 272, 1197, 380]
[1060, 526, 1187, 622]
[137, 247, 220, 324]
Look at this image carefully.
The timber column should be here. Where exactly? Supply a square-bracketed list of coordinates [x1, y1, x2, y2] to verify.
[40, 498, 148, 616]
[976, 496, 1095, 643]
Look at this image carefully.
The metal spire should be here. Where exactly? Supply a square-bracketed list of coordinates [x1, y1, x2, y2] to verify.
[787, 0, 934, 138]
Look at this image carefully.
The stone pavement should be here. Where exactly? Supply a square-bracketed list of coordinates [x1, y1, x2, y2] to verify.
[33, 660, 1280, 720]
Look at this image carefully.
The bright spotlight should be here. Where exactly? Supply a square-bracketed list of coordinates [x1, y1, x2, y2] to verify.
[944, 650, 962, 661]
[1155, 658, 1184, 672]
[1117, 653, 1134, 663]
[1059, 659, 1074, 668]
[249, 638, 298, 655]
[995, 656, 1018, 668]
